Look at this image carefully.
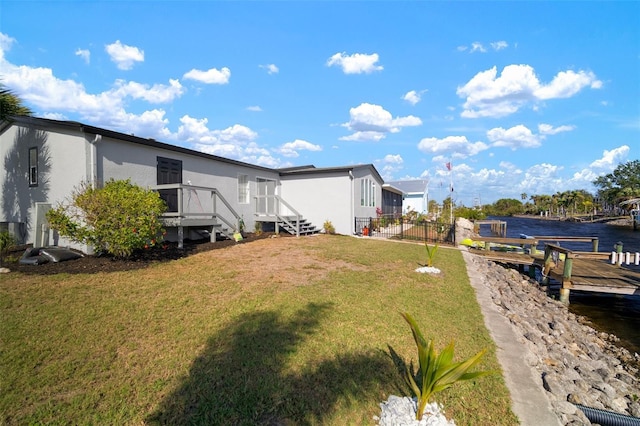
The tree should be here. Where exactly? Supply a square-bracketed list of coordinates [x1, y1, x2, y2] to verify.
[483, 198, 524, 216]
[0, 83, 32, 121]
[593, 160, 640, 206]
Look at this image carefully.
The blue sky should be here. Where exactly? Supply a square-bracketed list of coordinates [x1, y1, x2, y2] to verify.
[1, 1, 638, 205]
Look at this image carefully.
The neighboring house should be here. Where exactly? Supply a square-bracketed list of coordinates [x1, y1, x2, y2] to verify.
[0, 116, 385, 250]
[385, 180, 429, 214]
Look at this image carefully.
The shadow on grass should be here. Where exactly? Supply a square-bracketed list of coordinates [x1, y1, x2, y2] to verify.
[147, 302, 400, 425]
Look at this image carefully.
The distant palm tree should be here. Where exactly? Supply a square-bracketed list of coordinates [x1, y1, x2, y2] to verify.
[0, 83, 32, 121]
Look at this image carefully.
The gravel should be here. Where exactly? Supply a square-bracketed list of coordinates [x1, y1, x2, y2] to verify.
[375, 396, 455, 426]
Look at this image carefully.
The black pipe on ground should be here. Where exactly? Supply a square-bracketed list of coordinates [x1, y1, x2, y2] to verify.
[574, 404, 640, 426]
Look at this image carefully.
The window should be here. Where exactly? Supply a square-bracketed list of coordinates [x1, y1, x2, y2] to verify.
[238, 174, 249, 204]
[28, 147, 38, 186]
[360, 178, 376, 207]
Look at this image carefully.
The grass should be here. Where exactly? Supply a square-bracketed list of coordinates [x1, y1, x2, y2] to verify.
[0, 235, 518, 425]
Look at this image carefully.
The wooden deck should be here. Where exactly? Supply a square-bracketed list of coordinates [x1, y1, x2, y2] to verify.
[548, 257, 640, 296]
[465, 235, 640, 302]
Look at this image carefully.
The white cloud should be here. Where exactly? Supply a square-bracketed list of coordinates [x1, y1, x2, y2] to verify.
[340, 103, 421, 141]
[279, 139, 322, 157]
[41, 112, 68, 120]
[177, 116, 256, 144]
[402, 89, 427, 105]
[534, 70, 602, 99]
[105, 40, 144, 70]
[0, 33, 286, 168]
[457, 64, 603, 118]
[572, 145, 630, 182]
[460, 41, 508, 54]
[521, 163, 564, 193]
[326, 52, 383, 74]
[340, 131, 387, 142]
[0, 32, 16, 57]
[417, 135, 489, 157]
[110, 79, 184, 103]
[259, 64, 279, 74]
[470, 42, 487, 53]
[491, 41, 508, 51]
[383, 154, 403, 164]
[176, 115, 283, 167]
[499, 161, 522, 174]
[75, 48, 90, 64]
[538, 123, 575, 135]
[109, 109, 172, 140]
[0, 50, 183, 138]
[487, 125, 541, 149]
[590, 145, 630, 169]
[183, 67, 231, 84]
[378, 154, 404, 179]
[246, 105, 263, 112]
[173, 115, 288, 167]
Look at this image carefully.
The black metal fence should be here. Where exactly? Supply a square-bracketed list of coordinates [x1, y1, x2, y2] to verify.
[354, 215, 455, 245]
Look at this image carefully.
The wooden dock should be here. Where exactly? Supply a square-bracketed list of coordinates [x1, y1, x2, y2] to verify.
[465, 235, 640, 303]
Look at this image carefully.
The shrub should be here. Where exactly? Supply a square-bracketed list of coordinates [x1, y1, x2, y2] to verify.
[323, 220, 335, 234]
[0, 231, 16, 265]
[46, 179, 166, 258]
[254, 221, 263, 236]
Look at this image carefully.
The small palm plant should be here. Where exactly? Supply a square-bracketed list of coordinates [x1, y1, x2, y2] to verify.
[424, 242, 439, 267]
[401, 312, 492, 421]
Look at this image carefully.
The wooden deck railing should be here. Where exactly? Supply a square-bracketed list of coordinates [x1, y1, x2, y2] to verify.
[152, 184, 242, 246]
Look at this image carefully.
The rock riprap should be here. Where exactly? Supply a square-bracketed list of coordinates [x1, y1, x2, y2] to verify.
[467, 254, 640, 425]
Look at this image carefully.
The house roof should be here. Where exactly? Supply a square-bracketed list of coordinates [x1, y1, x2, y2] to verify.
[5, 116, 386, 182]
[386, 179, 428, 194]
[279, 164, 384, 183]
[382, 183, 404, 195]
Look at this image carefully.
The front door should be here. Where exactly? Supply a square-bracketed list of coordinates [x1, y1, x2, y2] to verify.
[256, 178, 277, 215]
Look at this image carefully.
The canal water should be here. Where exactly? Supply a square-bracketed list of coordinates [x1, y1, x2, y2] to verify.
[480, 216, 640, 354]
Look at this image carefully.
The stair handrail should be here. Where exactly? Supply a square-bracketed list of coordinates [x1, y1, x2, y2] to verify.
[274, 195, 301, 237]
[211, 188, 242, 232]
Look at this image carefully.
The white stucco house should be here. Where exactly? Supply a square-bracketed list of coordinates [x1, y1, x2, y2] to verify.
[0, 116, 385, 250]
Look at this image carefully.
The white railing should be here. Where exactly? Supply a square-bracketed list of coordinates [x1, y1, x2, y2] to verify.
[254, 194, 301, 237]
[152, 183, 242, 233]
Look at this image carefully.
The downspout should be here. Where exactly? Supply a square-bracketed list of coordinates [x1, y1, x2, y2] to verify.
[89, 134, 102, 188]
[349, 170, 354, 234]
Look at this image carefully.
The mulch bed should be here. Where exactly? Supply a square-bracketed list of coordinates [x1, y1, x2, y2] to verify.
[3, 232, 283, 275]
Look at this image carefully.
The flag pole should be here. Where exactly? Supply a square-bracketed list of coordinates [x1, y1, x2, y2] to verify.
[446, 161, 453, 224]
[449, 162, 453, 225]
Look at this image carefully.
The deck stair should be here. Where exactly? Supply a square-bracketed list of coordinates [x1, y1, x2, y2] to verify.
[276, 215, 319, 236]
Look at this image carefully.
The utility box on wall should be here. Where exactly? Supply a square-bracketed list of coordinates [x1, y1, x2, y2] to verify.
[34, 203, 52, 248]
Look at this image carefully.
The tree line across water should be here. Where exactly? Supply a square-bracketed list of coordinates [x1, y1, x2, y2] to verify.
[457, 160, 640, 219]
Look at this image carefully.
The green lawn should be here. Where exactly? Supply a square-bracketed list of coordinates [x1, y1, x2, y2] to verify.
[0, 235, 518, 425]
